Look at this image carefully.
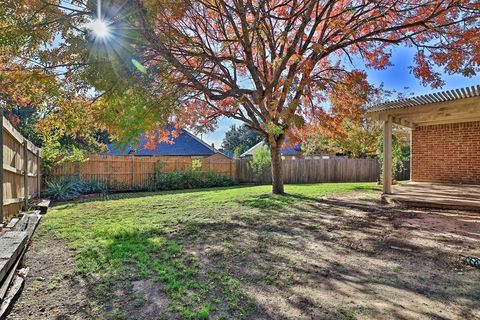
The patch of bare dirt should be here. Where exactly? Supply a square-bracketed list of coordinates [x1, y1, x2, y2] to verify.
[6, 233, 102, 320]
[131, 279, 170, 319]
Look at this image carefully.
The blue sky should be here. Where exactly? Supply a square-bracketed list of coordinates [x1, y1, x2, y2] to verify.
[202, 46, 480, 148]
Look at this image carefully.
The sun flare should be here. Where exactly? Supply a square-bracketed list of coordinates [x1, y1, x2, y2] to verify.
[87, 19, 110, 38]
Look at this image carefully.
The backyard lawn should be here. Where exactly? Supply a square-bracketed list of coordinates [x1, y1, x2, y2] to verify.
[8, 183, 480, 320]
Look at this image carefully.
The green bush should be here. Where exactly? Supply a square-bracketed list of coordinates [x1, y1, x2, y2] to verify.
[377, 135, 405, 180]
[144, 160, 237, 191]
[81, 178, 108, 194]
[45, 176, 82, 200]
[191, 159, 202, 171]
[150, 170, 237, 191]
[249, 146, 271, 177]
[46, 176, 107, 200]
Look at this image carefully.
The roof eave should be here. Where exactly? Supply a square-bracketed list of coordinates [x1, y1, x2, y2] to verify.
[366, 84, 480, 115]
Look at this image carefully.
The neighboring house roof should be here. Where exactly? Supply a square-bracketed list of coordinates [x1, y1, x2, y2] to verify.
[218, 149, 234, 159]
[240, 141, 302, 158]
[366, 85, 480, 114]
[105, 128, 217, 156]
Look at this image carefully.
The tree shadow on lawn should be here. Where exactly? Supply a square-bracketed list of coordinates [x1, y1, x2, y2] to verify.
[78, 226, 272, 320]
[236, 184, 379, 211]
[177, 198, 479, 319]
[74, 190, 479, 320]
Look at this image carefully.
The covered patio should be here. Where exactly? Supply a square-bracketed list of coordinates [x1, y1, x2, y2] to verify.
[367, 85, 480, 211]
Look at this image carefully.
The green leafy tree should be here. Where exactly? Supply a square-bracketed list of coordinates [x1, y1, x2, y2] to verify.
[1, 0, 181, 161]
[5, 106, 43, 146]
[221, 125, 261, 153]
[249, 146, 271, 179]
[377, 135, 405, 182]
[303, 119, 381, 159]
[233, 145, 249, 159]
[4, 105, 108, 173]
[191, 159, 202, 171]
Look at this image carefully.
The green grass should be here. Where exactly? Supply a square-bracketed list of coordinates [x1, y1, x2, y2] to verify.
[38, 183, 378, 319]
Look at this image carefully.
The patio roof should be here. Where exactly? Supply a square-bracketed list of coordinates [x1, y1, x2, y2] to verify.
[367, 84, 480, 195]
[366, 85, 480, 128]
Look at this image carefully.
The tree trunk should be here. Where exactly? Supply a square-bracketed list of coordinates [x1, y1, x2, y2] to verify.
[270, 138, 284, 194]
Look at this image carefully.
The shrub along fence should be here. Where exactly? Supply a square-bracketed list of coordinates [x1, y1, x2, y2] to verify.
[48, 154, 234, 191]
[396, 160, 410, 181]
[0, 115, 42, 223]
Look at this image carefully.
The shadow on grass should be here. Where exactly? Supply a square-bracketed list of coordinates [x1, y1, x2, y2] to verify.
[237, 184, 380, 210]
[176, 201, 478, 320]
[77, 226, 267, 320]
[238, 193, 297, 209]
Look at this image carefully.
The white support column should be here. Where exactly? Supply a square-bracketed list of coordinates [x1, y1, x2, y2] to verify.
[383, 116, 393, 194]
[409, 128, 413, 181]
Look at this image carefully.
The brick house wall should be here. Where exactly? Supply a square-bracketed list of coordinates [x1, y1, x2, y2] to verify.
[411, 121, 480, 184]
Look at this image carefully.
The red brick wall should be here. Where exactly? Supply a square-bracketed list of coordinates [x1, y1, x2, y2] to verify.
[412, 121, 480, 184]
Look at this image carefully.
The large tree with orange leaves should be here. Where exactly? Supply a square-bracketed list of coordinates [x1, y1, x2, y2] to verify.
[2, 0, 480, 193]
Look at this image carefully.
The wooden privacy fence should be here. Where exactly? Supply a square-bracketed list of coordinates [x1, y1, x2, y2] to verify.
[49, 151, 412, 191]
[235, 158, 382, 184]
[49, 154, 234, 190]
[50, 154, 399, 190]
[0, 116, 42, 223]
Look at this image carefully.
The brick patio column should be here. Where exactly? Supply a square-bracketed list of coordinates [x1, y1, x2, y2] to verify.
[383, 115, 393, 194]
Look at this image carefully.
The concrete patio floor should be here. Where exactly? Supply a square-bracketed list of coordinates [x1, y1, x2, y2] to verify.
[383, 182, 480, 212]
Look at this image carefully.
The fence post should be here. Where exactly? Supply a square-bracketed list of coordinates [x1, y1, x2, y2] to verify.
[23, 140, 28, 211]
[36, 149, 41, 198]
[0, 110, 3, 223]
[131, 155, 135, 190]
